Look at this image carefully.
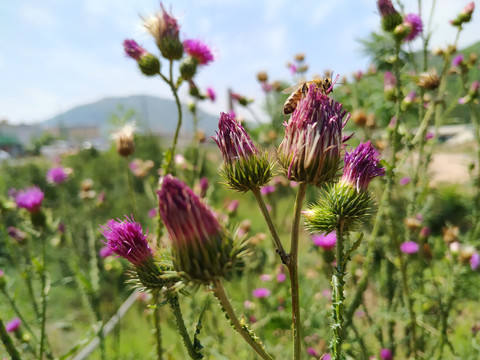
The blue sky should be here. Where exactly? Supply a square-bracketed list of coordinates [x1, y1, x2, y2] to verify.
[0, 0, 478, 125]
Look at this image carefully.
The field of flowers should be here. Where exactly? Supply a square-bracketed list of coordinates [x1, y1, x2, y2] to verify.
[1, 1, 479, 359]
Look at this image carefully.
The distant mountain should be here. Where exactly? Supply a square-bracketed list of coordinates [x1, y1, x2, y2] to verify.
[41, 95, 220, 137]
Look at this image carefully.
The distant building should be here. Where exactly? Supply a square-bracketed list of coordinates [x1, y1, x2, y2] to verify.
[45, 125, 102, 147]
[0, 119, 41, 156]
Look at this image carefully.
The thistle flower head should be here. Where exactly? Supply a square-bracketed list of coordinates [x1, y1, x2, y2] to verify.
[403, 13, 423, 41]
[112, 123, 135, 157]
[417, 69, 440, 90]
[157, 175, 246, 283]
[384, 71, 396, 91]
[183, 39, 214, 65]
[377, 0, 402, 32]
[144, 3, 183, 60]
[380, 348, 393, 360]
[341, 141, 385, 191]
[15, 186, 44, 213]
[452, 54, 465, 67]
[46, 166, 68, 184]
[451, 2, 475, 27]
[5, 318, 21, 333]
[214, 113, 272, 192]
[277, 84, 350, 186]
[100, 215, 152, 266]
[252, 288, 271, 298]
[312, 232, 336, 250]
[400, 241, 419, 254]
[206, 87, 216, 101]
[459, 80, 480, 104]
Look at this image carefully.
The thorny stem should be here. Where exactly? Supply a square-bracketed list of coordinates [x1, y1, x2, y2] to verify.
[331, 221, 346, 360]
[288, 182, 307, 360]
[251, 186, 288, 264]
[39, 234, 49, 360]
[169, 295, 200, 360]
[212, 279, 273, 360]
[154, 292, 164, 360]
[0, 317, 21, 360]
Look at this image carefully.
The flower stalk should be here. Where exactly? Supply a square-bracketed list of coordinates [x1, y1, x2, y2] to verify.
[331, 220, 346, 360]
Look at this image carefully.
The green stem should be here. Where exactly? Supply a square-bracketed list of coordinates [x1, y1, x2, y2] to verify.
[0, 317, 22, 360]
[169, 295, 199, 360]
[251, 186, 288, 264]
[212, 279, 273, 360]
[166, 60, 183, 174]
[20, 242, 40, 318]
[288, 182, 307, 360]
[331, 221, 346, 360]
[39, 235, 49, 360]
[154, 292, 163, 360]
[125, 158, 138, 218]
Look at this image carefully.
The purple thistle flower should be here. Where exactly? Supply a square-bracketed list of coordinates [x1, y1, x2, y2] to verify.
[341, 141, 385, 192]
[312, 232, 337, 250]
[277, 272, 286, 282]
[148, 207, 157, 218]
[214, 112, 259, 163]
[452, 54, 464, 67]
[46, 166, 68, 184]
[403, 13, 423, 41]
[199, 177, 209, 197]
[226, 199, 239, 214]
[252, 288, 271, 298]
[259, 274, 272, 281]
[380, 348, 393, 360]
[377, 0, 402, 31]
[400, 241, 419, 254]
[377, 0, 398, 16]
[123, 39, 147, 61]
[260, 185, 275, 195]
[399, 176, 411, 185]
[157, 175, 242, 283]
[471, 252, 480, 270]
[384, 71, 396, 91]
[183, 39, 214, 65]
[15, 186, 44, 213]
[144, 3, 183, 60]
[5, 318, 21, 333]
[99, 215, 152, 266]
[278, 84, 350, 186]
[206, 87, 216, 101]
[403, 90, 417, 104]
[322, 354, 332, 360]
[307, 347, 319, 357]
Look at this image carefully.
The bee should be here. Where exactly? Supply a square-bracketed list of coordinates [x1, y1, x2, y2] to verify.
[282, 75, 338, 115]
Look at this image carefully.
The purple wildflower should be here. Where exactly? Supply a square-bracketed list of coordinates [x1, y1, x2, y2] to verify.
[15, 186, 44, 213]
[206, 87, 216, 101]
[380, 348, 393, 360]
[277, 272, 286, 282]
[148, 207, 157, 218]
[214, 112, 259, 163]
[278, 84, 350, 186]
[452, 54, 464, 67]
[471, 252, 480, 270]
[99, 215, 152, 266]
[199, 177, 209, 198]
[46, 166, 68, 184]
[403, 90, 417, 104]
[157, 175, 240, 283]
[312, 232, 337, 250]
[384, 71, 396, 92]
[226, 199, 239, 214]
[183, 39, 214, 65]
[425, 132, 434, 140]
[123, 39, 147, 61]
[403, 13, 423, 41]
[341, 141, 385, 191]
[400, 241, 419, 254]
[307, 347, 319, 357]
[399, 176, 411, 185]
[322, 354, 332, 360]
[144, 3, 183, 60]
[259, 274, 272, 281]
[260, 185, 275, 195]
[252, 288, 271, 298]
[377, 0, 398, 16]
[5, 318, 21, 333]
[377, 0, 402, 31]
[459, 80, 480, 104]
[420, 226, 431, 238]
[7, 226, 27, 243]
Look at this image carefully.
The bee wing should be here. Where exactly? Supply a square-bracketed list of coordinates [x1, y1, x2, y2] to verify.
[281, 83, 303, 94]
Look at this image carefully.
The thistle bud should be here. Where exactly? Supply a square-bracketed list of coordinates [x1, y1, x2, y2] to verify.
[394, 13, 423, 42]
[123, 39, 160, 76]
[213, 112, 272, 192]
[179, 56, 198, 80]
[112, 123, 135, 157]
[377, 0, 403, 32]
[450, 2, 475, 27]
[304, 141, 385, 234]
[384, 71, 397, 100]
[458, 80, 480, 104]
[277, 84, 350, 186]
[256, 71, 268, 82]
[157, 175, 247, 284]
[100, 216, 171, 290]
[144, 4, 183, 60]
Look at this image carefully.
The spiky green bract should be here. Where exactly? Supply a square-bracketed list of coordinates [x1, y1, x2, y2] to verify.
[130, 254, 180, 292]
[138, 54, 161, 76]
[304, 182, 375, 235]
[377, 0, 403, 32]
[157, 175, 248, 285]
[277, 84, 350, 187]
[220, 152, 273, 193]
[214, 112, 273, 192]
